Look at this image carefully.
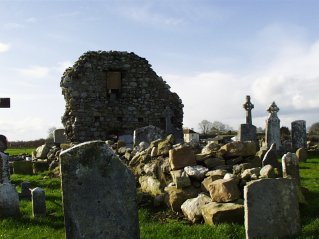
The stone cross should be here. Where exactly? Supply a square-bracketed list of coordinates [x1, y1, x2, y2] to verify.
[163, 106, 174, 133]
[267, 101, 279, 115]
[243, 95, 254, 125]
[0, 98, 10, 108]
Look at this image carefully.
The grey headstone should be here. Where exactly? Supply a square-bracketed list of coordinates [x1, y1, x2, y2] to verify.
[265, 102, 281, 150]
[282, 152, 300, 184]
[31, 187, 46, 217]
[0, 183, 20, 218]
[60, 140, 139, 239]
[53, 128, 67, 144]
[238, 124, 258, 148]
[133, 125, 165, 146]
[21, 181, 31, 198]
[291, 120, 307, 151]
[244, 178, 301, 239]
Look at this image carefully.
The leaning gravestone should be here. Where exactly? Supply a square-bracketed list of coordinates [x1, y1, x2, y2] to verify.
[60, 140, 139, 239]
[291, 120, 307, 151]
[244, 178, 300, 239]
[133, 125, 165, 146]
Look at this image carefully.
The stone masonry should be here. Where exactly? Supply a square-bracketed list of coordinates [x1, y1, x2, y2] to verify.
[61, 51, 184, 143]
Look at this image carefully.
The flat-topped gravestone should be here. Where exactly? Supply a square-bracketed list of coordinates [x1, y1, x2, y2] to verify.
[53, 128, 67, 144]
[291, 120, 307, 151]
[244, 178, 301, 239]
[60, 140, 139, 239]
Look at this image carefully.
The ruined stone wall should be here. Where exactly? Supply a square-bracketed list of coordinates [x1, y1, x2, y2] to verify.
[60, 51, 183, 143]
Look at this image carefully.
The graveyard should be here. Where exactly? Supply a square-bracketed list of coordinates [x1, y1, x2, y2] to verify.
[0, 51, 319, 239]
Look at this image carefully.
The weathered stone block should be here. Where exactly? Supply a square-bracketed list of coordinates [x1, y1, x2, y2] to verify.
[169, 146, 196, 170]
[170, 169, 191, 189]
[184, 165, 208, 181]
[244, 178, 301, 239]
[60, 140, 139, 239]
[164, 185, 200, 212]
[139, 175, 163, 196]
[181, 194, 212, 223]
[219, 141, 256, 158]
[201, 201, 244, 225]
[208, 178, 240, 202]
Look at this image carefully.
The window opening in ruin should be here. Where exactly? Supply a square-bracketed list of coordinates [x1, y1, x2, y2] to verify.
[138, 117, 144, 123]
[106, 71, 122, 98]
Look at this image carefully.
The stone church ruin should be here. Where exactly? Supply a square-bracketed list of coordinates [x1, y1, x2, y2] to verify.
[60, 51, 183, 143]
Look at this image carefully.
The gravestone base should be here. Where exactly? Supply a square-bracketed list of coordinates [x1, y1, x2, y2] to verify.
[238, 124, 258, 150]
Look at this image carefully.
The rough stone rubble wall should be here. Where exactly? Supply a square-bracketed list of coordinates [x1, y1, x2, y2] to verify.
[60, 51, 183, 143]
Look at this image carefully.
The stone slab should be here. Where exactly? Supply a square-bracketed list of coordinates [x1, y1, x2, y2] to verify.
[60, 140, 139, 239]
[244, 178, 301, 239]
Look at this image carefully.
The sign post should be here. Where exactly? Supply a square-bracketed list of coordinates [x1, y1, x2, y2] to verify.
[0, 98, 10, 108]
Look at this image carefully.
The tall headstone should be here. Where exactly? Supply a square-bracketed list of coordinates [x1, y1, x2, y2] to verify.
[265, 102, 281, 150]
[291, 120, 307, 151]
[238, 96, 258, 148]
[244, 178, 301, 239]
[60, 140, 139, 239]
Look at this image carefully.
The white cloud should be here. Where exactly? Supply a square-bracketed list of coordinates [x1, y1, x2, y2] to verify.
[18, 66, 51, 78]
[0, 42, 11, 53]
[251, 39, 319, 111]
[116, 3, 184, 27]
[165, 71, 247, 131]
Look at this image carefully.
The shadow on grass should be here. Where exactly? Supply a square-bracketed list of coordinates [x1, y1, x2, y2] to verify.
[300, 190, 319, 221]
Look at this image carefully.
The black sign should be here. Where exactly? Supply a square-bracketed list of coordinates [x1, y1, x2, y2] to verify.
[0, 98, 10, 108]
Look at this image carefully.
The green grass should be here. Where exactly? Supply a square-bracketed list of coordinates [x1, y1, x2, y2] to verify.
[1, 150, 318, 238]
[5, 148, 35, 156]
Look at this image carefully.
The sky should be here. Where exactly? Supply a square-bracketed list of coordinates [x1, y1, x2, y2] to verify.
[1, 0, 319, 141]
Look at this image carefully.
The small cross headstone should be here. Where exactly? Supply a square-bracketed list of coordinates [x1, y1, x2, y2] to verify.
[243, 95, 254, 125]
[31, 187, 46, 217]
